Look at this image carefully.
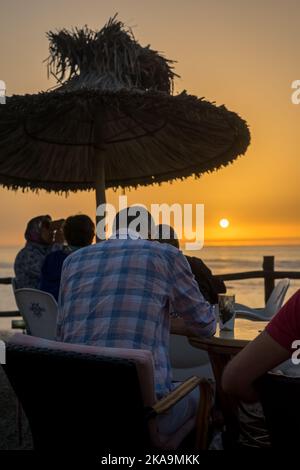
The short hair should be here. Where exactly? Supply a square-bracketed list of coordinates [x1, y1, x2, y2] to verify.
[113, 206, 155, 239]
[63, 215, 95, 247]
[156, 224, 180, 249]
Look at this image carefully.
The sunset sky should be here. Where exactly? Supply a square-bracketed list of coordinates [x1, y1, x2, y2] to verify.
[0, 0, 300, 246]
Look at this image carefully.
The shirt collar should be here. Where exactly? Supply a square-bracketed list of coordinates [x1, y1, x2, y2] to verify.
[110, 228, 142, 240]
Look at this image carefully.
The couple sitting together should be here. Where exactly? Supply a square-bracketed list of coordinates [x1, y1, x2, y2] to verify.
[14, 214, 95, 299]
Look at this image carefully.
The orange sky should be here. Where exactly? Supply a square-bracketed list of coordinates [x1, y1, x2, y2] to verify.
[0, 0, 300, 246]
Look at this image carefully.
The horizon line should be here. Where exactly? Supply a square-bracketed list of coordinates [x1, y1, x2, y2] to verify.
[1, 237, 300, 249]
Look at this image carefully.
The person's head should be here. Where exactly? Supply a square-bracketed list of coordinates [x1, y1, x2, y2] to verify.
[155, 224, 180, 249]
[25, 215, 53, 245]
[113, 206, 155, 240]
[63, 214, 95, 247]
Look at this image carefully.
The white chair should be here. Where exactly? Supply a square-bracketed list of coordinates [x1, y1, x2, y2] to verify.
[235, 278, 290, 321]
[13, 288, 58, 340]
[169, 334, 214, 381]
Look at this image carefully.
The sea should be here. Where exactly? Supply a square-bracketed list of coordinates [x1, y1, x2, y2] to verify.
[0, 244, 300, 330]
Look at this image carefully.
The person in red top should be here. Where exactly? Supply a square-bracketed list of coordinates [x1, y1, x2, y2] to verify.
[222, 290, 300, 402]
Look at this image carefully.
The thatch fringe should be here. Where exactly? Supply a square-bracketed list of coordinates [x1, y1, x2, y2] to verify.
[0, 152, 242, 195]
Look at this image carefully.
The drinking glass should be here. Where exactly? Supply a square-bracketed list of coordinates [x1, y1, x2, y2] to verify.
[218, 294, 236, 331]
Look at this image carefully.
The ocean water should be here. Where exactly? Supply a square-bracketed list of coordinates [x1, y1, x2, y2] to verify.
[191, 244, 300, 307]
[0, 244, 300, 330]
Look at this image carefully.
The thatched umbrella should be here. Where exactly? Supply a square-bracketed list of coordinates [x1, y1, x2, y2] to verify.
[0, 16, 250, 211]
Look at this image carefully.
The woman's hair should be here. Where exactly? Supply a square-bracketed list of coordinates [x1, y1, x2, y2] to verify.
[63, 215, 95, 247]
[24, 215, 52, 243]
[155, 224, 180, 249]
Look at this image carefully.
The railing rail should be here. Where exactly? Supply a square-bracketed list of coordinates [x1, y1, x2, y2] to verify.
[0, 256, 299, 317]
[0, 311, 20, 317]
[0, 277, 14, 284]
[216, 271, 300, 280]
[0, 277, 20, 317]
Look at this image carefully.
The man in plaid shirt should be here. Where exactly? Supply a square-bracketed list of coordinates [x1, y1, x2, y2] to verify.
[57, 207, 216, 434]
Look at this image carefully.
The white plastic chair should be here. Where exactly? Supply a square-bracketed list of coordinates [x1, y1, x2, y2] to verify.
[13, 288, 58, 340]
[235, 278, 290, 321]
[169, 334, 213, 381]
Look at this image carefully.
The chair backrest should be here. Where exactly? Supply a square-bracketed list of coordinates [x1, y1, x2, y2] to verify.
[13, 288, 58, 340]
[3, 333, 156, 451]
[257, 372, 300, 448]
[264, 278, 290, 319]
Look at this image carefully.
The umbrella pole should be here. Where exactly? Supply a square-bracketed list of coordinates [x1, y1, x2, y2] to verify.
[95, 156, 106, 242]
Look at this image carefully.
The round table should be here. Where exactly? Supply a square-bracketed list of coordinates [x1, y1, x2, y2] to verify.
[188, 318, 269, 448]
[189, 318, 268, 354]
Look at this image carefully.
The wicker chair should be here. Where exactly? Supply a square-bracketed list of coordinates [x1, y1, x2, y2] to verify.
[2, 334, 213, 452]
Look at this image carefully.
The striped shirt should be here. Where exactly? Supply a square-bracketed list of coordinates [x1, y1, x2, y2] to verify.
[57, 236, 216, 397]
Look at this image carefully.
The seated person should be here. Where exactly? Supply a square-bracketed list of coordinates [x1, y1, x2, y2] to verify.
[14, 215, 64, 289]
[57, 207, 216, 435]
[222, 289, 300, 402]
[156, 224, 226, 304]
[40, 214, 95, 301]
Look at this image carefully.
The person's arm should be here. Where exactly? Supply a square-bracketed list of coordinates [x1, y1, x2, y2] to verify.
[50, 219, 65, 248]
[170, 317, 198, 336]
[222, 290, 300, 402]
[53, 228, 65, 245]
[222, 331, 290, 402]
[170, 251, 216, 337]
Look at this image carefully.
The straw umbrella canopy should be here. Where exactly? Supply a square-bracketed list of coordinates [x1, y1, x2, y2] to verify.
[0, 16, 250, 210]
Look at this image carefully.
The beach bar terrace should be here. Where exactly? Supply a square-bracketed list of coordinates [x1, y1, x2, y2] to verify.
[1, 254, 300, 450]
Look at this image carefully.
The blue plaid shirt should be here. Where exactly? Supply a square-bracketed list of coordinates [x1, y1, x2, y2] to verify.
[57, 237, 216, 398]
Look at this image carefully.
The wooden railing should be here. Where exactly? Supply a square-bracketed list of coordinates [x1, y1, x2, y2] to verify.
[215, 255, 300, 304]
[0, 256, 300, 318]
[0, 277, 20, 317]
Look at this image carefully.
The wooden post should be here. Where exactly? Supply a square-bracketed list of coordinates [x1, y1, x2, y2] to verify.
[263, 256, 275, 304]
[93, 110, 106, 242]
[95, 155, 106, 242]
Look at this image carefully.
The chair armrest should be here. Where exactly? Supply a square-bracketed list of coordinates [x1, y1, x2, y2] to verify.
[145, 378, 214, 450]
[151, 376, 201, 416]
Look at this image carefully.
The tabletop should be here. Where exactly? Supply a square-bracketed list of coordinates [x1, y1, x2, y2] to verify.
[188, 318, 269, 354]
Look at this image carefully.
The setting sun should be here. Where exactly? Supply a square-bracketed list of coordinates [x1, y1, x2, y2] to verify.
[219, 218, 230, 229]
